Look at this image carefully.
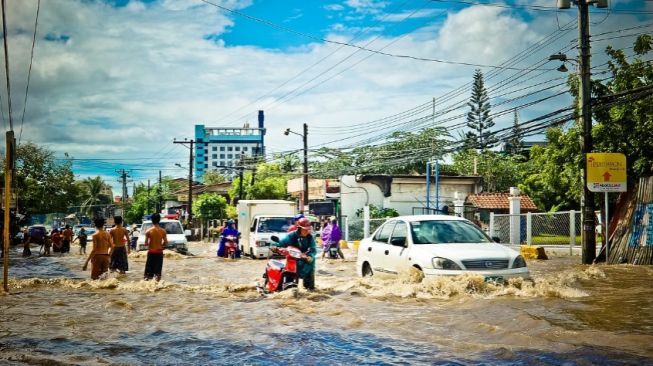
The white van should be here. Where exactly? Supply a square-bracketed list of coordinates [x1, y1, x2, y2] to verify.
[137, 219, 190, 254]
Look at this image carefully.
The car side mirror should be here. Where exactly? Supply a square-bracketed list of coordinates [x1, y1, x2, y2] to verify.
[390, 238, 406, 247]
[270, 235, 280, 243]
[492, 236, 501, 243]
[184, 229, 192, 237]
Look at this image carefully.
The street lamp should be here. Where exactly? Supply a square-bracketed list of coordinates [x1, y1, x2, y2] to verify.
[284, 124, 308, 212]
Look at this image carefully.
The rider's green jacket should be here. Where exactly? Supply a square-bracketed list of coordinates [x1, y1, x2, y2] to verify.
[276, 230, 316, 279]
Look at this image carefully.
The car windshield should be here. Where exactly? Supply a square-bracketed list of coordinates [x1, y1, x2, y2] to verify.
[257, 217, 293, 233]
[141, 221, 183, 234]
[410, 220, 491, 244]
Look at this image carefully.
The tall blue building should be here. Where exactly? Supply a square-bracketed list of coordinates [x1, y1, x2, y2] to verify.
[194, 110, 266, 180]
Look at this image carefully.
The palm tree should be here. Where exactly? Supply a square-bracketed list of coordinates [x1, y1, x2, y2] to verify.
[79, 176, 112, 217]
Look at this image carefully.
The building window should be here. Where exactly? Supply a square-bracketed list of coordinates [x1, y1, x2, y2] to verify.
[220, 146, 225, 151]
[220, 154, 225, 159]
[235, 146, 240, 152]
[212, 146, 217, 152]
[227, 147, 233, 152]
[219, 161, 224, 166]
[243, 147, 248, 152]
[212, 162, 217, 167]
[204, 164, 208, 168]
[227, 154, 233, 159]
[212, 154, 217, 159]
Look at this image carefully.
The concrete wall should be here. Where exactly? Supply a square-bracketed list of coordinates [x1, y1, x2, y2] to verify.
[340, 175, 481, 219]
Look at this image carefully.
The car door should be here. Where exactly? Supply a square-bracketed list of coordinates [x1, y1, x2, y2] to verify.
[385, 221, 410, 274]
[366, 221, 395, 274]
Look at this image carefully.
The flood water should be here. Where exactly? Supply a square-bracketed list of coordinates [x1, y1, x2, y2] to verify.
[1, 241, 652, 365]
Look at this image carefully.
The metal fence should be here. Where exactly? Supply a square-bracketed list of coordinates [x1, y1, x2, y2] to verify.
[490, 210, 582, 247]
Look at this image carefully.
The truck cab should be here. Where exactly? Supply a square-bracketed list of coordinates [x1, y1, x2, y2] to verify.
[245, 216, 294, 259]
[237, 200, 297, 259]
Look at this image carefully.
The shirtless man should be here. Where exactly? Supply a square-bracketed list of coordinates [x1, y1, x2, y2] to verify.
[83, 218, 112, 280]
[109, 216, 130, 274]
[62, 225, 73, 253]
[144, 213, 168, 281]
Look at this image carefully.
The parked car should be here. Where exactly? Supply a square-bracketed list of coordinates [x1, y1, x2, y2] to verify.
[356, 215, 530, 282]
[136, 219, 190, 254]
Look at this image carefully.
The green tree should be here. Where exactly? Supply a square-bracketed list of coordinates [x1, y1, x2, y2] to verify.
[518, 127, 582, 211]
[590, 34, 653, 178]
[311, 127, 449, 177]
[229, 162, 290, 201]
[466, 69, 497, 150]
[355, 204, 399, 218]
[7, 143, 80, 217]
[203, 170, 227, 185]
[451, 150, 525, 193]
[506, 109, 523, 155]
[192, 193, 227, 223]
[78, 176, 112, 217]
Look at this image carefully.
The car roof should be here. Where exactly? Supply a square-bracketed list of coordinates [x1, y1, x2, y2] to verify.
[383, 215, 468, 222]
[141, 219, 181, 223]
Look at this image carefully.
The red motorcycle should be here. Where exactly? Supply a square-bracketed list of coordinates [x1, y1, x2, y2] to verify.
[258, 236, 307, 294]
[223, 235, 238, 259]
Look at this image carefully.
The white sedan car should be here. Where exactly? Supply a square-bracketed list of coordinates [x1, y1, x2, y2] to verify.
[357, 215, 529, 282]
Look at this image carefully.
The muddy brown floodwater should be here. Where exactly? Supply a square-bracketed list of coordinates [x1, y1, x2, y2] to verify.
[1, 241, 652, 365]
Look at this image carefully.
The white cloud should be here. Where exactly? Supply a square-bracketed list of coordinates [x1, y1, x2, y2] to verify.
[325, 4, 345, 12]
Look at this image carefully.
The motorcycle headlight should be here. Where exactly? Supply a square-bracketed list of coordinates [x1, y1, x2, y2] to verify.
[432, 257, 462, 270]
[512, 255, 527, 268]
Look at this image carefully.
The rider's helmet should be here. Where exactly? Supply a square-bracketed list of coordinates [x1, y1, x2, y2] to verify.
[226, 219, 235, 226]
[293, 213, 304, 222]
[296, 218, 312, 232]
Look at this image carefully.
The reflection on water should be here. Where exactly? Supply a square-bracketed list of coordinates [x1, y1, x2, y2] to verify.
[1, 242, 652, 364]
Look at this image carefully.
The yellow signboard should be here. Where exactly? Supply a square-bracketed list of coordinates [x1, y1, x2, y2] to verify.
[587, 153, 627, 192]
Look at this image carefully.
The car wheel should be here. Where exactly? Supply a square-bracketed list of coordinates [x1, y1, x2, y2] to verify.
[362, 262, 373, 277]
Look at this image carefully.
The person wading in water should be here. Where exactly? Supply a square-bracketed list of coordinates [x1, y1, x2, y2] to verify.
[82, 218, 112, 280]
[109, 216, 130, 274]
[144, 213, 168, 281]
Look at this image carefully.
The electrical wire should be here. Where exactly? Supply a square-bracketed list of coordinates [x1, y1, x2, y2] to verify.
[197, 0, 556, 71]
[19, 0, 40, 144]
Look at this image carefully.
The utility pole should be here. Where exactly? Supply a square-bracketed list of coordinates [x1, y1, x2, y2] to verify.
[173, 139, 195, 224]
[238, 152, 245, 201]
[157, 170, 162, 214]
[116, 169, 130, 218]
[3, 131, 15, 292]
[147, 179, 151, 214]
[303, 123, 309, 213]
[578, 0, 596, 264]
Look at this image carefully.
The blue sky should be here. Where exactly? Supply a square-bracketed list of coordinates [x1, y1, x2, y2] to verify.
[5, 0, 652, 197]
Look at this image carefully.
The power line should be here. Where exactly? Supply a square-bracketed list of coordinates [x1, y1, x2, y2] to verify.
[19, 0, 40, 144]
[197, 0, 556, 71]
[210, 0, 418, 125]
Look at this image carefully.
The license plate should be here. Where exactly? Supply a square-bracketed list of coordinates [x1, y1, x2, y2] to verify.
[484, 276, 505, 284]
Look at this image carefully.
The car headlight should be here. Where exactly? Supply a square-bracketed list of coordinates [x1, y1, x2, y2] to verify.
[512, 255, 527, 268]
[432, 257, 462, 270]
[256, 240, 268, 247]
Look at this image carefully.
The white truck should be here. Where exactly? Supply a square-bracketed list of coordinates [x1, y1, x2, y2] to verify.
[237, 200, 297, 259]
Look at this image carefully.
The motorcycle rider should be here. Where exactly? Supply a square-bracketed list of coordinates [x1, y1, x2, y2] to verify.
[286, 213, 304, 233]
[272, 217, 316, 290]
[217, 220, 241, 258]
[321, 216, 344, 260]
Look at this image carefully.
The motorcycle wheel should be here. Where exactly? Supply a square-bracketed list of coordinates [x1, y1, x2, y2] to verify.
[229, 250, 235, 259]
